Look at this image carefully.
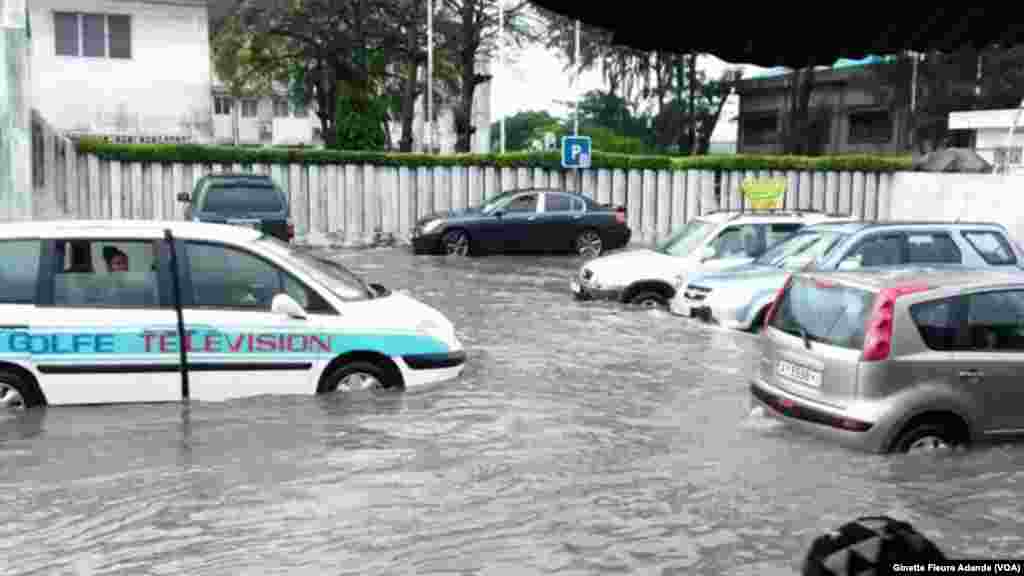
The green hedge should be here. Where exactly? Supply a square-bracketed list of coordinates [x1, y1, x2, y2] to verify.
[74, 138, 913, 172]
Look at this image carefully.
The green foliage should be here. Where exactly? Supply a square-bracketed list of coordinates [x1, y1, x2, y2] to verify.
[333, 93, 388, 151]
[73, 139, 912, 172]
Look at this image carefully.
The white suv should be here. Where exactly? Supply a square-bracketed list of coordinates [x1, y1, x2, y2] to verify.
[569, 209, 849, 308]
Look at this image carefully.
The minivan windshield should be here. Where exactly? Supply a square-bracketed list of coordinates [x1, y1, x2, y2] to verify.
[770, 275, 876, 349]
[200, 184, 285, 214]
[656, 220, 718, 257]
[256, 236, 375, 301]
[755, 230, 848, 270]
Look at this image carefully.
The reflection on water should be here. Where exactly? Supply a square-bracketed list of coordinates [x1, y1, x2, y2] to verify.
[2, 248, 1024, 575]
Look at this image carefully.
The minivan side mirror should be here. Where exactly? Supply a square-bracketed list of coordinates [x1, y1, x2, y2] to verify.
[700, 246, 717, 262]
[177, 192, 192, 203]
[271, 293, 307, 319]
[369, 282, 391, 297]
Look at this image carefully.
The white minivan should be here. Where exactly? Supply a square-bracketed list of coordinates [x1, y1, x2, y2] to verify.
[0, 220, 465, 409]
[571, 209, 847, 308]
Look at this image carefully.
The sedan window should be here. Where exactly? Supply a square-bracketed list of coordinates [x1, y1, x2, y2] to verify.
[544, 193, 574, 212]
[503, 193, 538, 213]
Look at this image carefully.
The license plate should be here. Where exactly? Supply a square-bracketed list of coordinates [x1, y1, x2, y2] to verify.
[777, 360, 821, 388]
[570, 279, 581, 294]
[228, 219, 260, 229]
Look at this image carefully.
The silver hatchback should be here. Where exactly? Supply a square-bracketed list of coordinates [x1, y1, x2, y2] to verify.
[749, 265, 1024, 454]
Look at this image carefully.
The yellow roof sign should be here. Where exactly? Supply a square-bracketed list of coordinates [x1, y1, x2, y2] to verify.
[741, 177, 787, 210]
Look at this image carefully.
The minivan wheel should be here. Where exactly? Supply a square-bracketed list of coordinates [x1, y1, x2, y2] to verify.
[322, 361, 400, 394]
[891, 423, 964, 454]
[0, 371, 42, 411]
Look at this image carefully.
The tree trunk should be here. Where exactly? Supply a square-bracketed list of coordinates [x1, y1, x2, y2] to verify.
[454, 1, 479, 153]
[688, 53, 697, 155]
[400, 61, 419, 152]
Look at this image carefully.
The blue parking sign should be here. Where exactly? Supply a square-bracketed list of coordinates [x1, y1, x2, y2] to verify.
[561, 136, 592, 169]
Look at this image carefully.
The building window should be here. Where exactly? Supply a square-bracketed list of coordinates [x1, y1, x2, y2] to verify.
[273, 99, 290, 118]
[848, 109, 892, 143]
[214, 97, 233, 116]
[242, 100, 259, 118]
[741, 114, 777, 145]
[54, 12, 131, 59]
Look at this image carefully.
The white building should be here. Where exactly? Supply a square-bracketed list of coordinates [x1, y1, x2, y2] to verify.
[210, 75, 321, 147]
[29, 0, 213, 143]
[948, 108, 1024, 171]
[708, 91, 740, 154]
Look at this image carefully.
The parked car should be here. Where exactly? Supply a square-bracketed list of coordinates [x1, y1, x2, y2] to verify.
[750, 265, 1024, 454]
[0, 220, 465, 410]
[673, 221, 1024, 331]
[571, 209, 848, 309]
[178, 173, 294, 243]
[410, 188, 630, 257]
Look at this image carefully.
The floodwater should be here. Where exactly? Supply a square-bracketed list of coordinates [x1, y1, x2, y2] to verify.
[2, 247, 1023, 576]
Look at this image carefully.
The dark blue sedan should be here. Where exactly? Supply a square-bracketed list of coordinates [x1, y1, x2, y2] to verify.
[410, 188, 631, 257]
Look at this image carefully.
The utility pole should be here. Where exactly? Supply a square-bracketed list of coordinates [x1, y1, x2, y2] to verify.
[426, 0, 433, 154]
[498, 0, 505, 153]
[1, 0, 32, 221]
[573, 19, 580, 136]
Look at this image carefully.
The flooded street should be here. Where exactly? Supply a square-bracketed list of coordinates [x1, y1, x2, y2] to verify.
[3, 246, 1024, 575]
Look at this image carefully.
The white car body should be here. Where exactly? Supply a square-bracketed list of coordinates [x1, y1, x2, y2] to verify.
[570, 210, 847, 307]
[0, 220, 465, 406]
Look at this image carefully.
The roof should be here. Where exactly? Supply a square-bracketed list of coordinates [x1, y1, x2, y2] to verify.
[948, 108, 1024, 131]
[806, 220, 1008, 233]
[0, 219, 263, 243]
[696, 209, 849, 223]
[527, 3, 1019, 69]
[807, 266, 1024, 292]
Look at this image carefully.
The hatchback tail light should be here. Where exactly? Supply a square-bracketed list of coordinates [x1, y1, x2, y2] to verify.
[764, 274, 794, 326]
[861, 283, 931, 362]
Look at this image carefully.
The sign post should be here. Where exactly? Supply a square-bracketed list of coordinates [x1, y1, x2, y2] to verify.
[740, 176, 787, 210]
[561, 135, 591, 195]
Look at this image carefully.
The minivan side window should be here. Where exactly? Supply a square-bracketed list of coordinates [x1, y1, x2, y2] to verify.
[0, 240, 41, 304]
[185, 241, 332, 313]
[53, 239, 162, 308]
[964, 290, 1024, 351]
[709, 224, 761, 258]
[962, 231, 1017, 265]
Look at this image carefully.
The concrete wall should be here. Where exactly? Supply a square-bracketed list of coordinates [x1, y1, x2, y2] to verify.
[30, 0, 211, 138]
[33, 150, 902, 246]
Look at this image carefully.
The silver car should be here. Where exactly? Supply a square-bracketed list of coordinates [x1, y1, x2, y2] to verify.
[749, 265, 1024, 454]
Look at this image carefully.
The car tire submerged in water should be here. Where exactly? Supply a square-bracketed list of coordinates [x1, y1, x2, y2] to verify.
[891, 421, 966, 454]
[441, 229, 471, 256]
[0, 370, 44, 411]
[630, 291, 668, 309]
[575, 230, 603, 258]
[321, 361, 401, 394]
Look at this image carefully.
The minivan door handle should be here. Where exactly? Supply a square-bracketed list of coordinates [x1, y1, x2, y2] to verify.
[959, 369, 985, 379]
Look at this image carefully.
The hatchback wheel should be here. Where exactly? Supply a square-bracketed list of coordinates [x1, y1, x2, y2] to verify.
[575, 230, 603, 258]
[442, 229, 470, 256]
[892, 422, 964, 454]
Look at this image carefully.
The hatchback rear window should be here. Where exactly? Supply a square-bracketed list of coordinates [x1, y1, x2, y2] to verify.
[201, 184, 284, 214]
[770, 276, 876, 349]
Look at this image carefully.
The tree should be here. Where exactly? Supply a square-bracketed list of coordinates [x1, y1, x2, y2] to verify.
[434, 0, 541, 153]
[489, 110, 562, 151]
[233, 0, 399, 149]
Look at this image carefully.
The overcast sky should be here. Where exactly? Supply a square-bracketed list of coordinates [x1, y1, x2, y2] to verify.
[490, 47, 771, 120]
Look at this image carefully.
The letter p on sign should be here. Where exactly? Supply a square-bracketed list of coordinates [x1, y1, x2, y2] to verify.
[561, 136, 592, 169]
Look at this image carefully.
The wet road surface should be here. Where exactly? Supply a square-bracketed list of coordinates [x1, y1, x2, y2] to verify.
[2, 247, 1024, 575]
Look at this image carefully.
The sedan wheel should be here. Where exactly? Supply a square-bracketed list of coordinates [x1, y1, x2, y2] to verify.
[442, 230, 470, 256]
[0, 381, 26, 411]
[575, 231, 603, 258]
